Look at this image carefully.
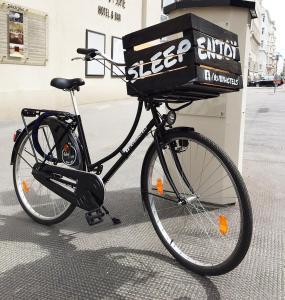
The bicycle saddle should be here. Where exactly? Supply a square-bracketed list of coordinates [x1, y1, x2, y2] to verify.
[51, 78, 85, 91]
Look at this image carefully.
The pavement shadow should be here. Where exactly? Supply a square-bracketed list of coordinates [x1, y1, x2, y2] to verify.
[59, 187, 148, 233]
[0, 207, 221, 299]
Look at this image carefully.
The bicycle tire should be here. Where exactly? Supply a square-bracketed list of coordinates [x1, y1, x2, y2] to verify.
[141, 128, 253, 276]
[13, 125, 82, 225]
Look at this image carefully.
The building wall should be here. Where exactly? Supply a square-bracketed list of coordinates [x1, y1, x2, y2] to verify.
[0, 0, 161, 121]
[258, 5, 276, 78]
[248, 0, 261, 81]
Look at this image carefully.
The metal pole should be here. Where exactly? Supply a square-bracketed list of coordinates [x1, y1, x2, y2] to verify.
[70, 90, 80, 116]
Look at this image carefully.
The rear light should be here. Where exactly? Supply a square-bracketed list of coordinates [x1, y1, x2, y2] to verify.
[13, 129, 22, 142]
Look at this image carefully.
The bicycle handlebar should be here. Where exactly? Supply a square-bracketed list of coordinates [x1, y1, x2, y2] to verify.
[77, 48, 97, 57]
[75, 48, 125, 66]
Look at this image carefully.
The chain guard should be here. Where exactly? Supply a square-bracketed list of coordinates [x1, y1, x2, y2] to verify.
[32, 163, 104, 211]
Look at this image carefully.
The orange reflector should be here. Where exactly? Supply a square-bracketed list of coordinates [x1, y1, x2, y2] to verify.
[219, 215, 228, 235]
[156, 178, 164, 195]
[63, 144, 70, 152]
[22, 180, 30, 193]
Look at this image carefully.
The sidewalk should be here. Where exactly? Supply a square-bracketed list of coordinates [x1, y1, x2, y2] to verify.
[0, 89, 284, 299]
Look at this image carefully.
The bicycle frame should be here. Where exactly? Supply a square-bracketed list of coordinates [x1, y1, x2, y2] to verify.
[74, 96, 158, 184]
[73, 94, 194, 202]
[15, 89, 195, 205]
[13, 50, 196, 203]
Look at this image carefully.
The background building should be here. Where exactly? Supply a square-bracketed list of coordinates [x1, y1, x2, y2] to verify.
[274, 52, 283, 76]
[248, 0, 262, 81]
[257, 1, 281, 79]
[0, 0, 161, 121]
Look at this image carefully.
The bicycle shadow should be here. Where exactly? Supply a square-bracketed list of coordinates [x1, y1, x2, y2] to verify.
[0, 188, 221, 299]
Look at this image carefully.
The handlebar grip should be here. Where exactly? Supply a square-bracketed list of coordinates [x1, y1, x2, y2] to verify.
[77, 48, 97, 57]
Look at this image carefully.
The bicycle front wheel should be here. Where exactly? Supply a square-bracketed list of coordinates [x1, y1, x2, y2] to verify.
[141, 128, 252, 276]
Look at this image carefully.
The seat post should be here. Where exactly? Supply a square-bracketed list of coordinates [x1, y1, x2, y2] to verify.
[70, 90, 80, 116]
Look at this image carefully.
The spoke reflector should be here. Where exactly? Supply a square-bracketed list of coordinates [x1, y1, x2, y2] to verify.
[63, 144, 70, 152]
[156, 178, 164, 195]
[219, 215, 228, 235]
[22, 180, 30, 193]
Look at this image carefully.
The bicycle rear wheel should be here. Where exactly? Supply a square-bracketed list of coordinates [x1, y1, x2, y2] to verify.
[13, 125, 83, 225]
[141, 128, 252, 276]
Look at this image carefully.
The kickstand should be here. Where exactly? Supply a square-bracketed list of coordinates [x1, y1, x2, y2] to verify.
[102, 205, 121, 225]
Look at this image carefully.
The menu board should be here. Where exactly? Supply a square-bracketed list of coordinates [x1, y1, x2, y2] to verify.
[0, 2, 48, 66]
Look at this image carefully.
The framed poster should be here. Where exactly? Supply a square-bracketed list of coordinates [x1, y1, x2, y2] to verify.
[111, 36, 125, 77]
[8, 11, 24, 58]
[85, 30, 105, 77]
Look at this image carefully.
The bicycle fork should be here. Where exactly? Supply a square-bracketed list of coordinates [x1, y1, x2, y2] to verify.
[153, 130, 196, 205]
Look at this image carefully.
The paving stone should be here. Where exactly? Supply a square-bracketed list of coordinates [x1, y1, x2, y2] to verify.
[0, 89, 284, 299]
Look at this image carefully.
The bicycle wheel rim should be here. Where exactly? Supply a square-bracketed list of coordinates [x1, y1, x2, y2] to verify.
[146, 134, 246, 268]
[14, 126, 72, 221]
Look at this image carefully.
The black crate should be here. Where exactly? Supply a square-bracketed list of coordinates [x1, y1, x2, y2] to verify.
[123, 13, 243, 101]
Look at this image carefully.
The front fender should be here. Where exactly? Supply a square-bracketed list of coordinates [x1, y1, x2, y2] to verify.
[10, 121, 36, 165]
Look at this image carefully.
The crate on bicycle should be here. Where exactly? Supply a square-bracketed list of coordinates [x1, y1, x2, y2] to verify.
[123, 13, 243, 101]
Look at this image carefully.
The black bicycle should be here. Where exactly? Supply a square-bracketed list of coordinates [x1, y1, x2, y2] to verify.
[11, 48, 252, 276]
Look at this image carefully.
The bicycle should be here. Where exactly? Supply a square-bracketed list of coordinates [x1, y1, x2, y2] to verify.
[11, 48, 252, 276]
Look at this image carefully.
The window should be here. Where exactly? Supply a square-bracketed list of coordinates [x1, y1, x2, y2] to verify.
[261, 40, 264, 48]
[262, 28, 264, 34]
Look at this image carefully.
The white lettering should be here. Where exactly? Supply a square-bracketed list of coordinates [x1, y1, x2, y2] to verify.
[204, 70, 211, 81]
[207, 38, 216, 60]
[197, 36, 238, 61]
[204, 69, 239, 86]
[139, 60, 151, 78]
[177, 39, 191, 63]
[127, 38, 192, 80]
[197, 37, 207, 60]
[214, 40, 223, 60]
[151, 52, 164, 74]
[224, 43, 233, 60]
[163, 45, 177, 68]
[128, 62, 139, 83]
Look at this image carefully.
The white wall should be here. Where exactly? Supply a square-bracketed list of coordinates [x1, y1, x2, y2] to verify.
[0, 0, 161, 121]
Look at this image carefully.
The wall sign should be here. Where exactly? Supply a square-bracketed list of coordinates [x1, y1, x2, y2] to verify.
[97, 0, 126, 22]
[8, 11, 24, 58]
[111, 36, 125, 77]
[85, 30, 105, 77]
[0, 1, 48, 66]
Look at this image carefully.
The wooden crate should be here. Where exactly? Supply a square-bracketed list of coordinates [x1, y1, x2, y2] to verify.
[122, 13, 243, 101]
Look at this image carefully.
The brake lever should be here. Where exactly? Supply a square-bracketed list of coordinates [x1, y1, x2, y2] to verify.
[71, 57, 85, 61]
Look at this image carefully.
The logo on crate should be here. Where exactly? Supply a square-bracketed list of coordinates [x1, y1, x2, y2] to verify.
[204, 69, 239, 86]
[127, 39, 192, 83]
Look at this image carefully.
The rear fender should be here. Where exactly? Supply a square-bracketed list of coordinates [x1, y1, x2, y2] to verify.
[11, 121, 36, 165]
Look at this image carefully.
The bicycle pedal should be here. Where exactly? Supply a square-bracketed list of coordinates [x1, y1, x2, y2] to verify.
[101, 205, 121, 226]
[85, 210, 105, 226]
[111, 217, 121, 225]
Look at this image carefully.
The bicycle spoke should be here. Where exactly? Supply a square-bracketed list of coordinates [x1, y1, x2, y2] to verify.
[14, 125, 73, 221]
[145, 132, 248, 271]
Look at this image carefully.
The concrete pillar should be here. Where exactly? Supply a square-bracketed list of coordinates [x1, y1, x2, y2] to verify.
[167, 6, 252, 173]
[141, 0, 162, 28]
